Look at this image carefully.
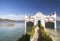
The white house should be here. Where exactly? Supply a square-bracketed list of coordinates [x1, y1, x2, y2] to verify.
[25, 11, 56, 32]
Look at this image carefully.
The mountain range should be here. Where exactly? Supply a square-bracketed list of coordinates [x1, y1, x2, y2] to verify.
[0, 18, 24, 22]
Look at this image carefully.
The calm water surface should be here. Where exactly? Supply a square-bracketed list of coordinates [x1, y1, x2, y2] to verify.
[0, 22, 60, 41]
[0, 22, 25, 41]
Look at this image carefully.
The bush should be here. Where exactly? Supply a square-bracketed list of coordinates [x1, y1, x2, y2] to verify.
[27, 27, 32, 33]
[42, 30, 53, 41]
[29, 25, 37, 39]
[17, 33, 30, 41]
[40, 25, 53, 41]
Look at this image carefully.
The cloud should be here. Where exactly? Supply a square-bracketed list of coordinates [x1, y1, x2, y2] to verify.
[0, 14, 25, 20]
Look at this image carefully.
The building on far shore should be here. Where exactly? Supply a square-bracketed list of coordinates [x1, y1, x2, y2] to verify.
[25, 11, 56, 32]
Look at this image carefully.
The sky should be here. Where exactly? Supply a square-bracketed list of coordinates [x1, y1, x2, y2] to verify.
[0, 0, 60, 20]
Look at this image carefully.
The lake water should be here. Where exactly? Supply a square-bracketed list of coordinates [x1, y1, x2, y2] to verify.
[0, 22, 60, 41]
[0, 22, 25, 41]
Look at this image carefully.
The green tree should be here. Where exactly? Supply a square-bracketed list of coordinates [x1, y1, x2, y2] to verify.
[38, 20, 41, 27]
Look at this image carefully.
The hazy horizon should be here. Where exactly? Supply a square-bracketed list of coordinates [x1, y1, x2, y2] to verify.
[0, 13, 60, 21]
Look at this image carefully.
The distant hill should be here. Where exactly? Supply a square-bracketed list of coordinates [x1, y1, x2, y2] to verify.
[56, 20, 60, 22]
[0, 18, 60, 22]
[0, 18, 24, 22]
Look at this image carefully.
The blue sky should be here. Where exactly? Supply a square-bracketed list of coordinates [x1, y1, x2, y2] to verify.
[0, 0, 60, 20]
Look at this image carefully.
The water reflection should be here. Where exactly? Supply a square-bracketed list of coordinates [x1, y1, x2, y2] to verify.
[0, 23, 14, 27]
[0, 22, 25, 41]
